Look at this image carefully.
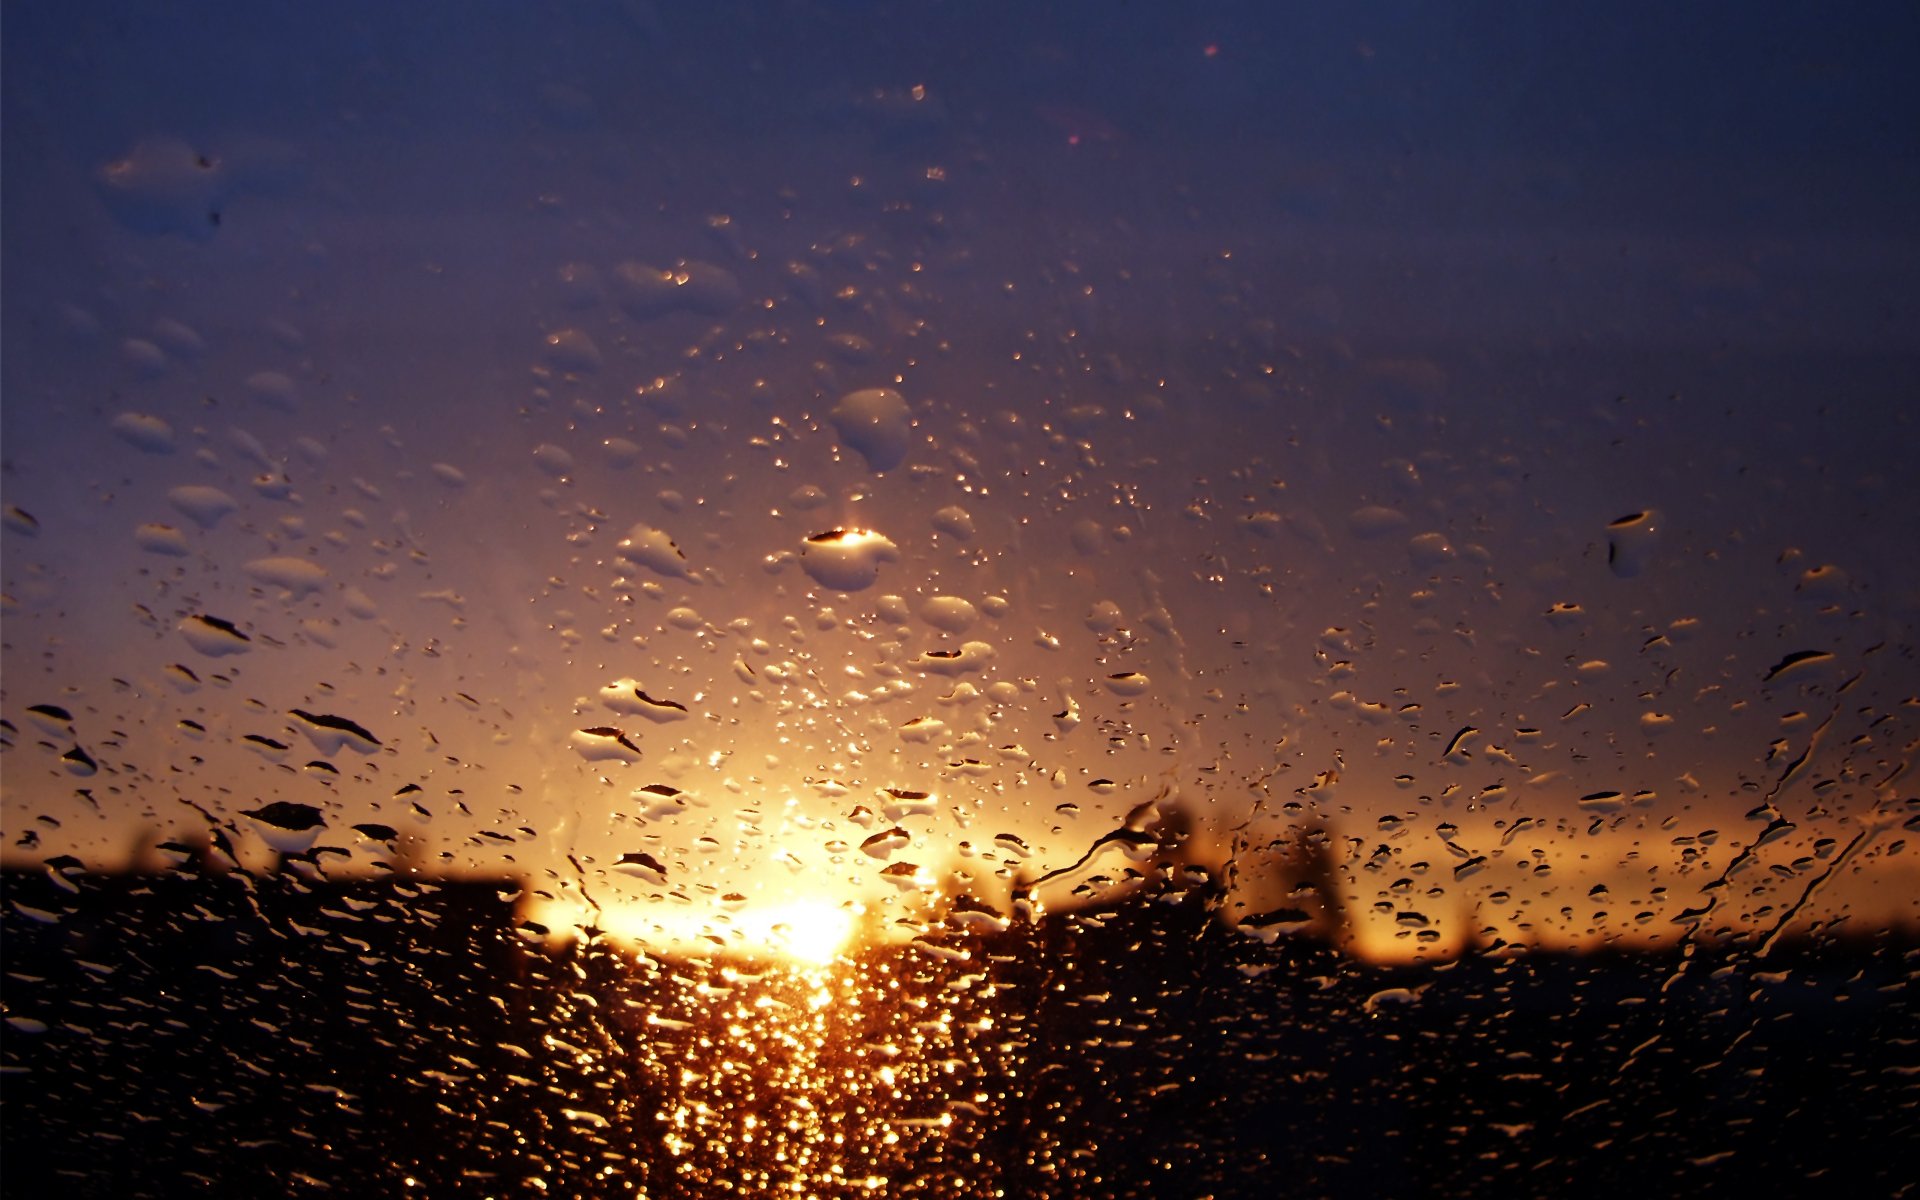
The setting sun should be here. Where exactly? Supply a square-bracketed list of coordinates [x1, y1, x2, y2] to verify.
[524, 893, 864, 965]
[743, 899, 859, 967]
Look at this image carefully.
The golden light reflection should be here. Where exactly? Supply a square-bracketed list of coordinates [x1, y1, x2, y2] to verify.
[737, 898, 859, 967]
[572, 947, 1003, 1197]
[521, 884, 894, 972]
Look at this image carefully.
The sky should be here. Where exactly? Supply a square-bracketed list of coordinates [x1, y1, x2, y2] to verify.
[5, 0, 1919, 960]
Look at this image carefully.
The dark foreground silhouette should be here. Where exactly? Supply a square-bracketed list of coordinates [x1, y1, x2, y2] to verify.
[3, 864, 1914, 1199]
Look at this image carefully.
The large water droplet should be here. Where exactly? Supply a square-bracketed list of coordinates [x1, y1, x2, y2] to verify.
[800, 528, 899, 591]
[246, 371, 298, 411]
[1348, 505, 1410, 539]
[919, 595, 978, 633]
[178, 614, 252, 656]
[931, 505, 975, 540]
[1103, 671, 1150, 696]
[244, 556, 328, 599]
[94, 137, 224, 239]
[614, 260, 741, 318]
[242, 801, 326, 853]
[616, 524, 691, 579]
[830, 389, 913, 472]
[543, 328, 602, 374]
[110, 412, 177, 454]
[168, 486, 240, 529]
[913, 641, 995, 675]
[135, 524, 191, 556]
[570, 726, 643, 764]
[1606, 510, 1660, 578]
[289, 710, 381, 755]
[600, 679, 691, 723]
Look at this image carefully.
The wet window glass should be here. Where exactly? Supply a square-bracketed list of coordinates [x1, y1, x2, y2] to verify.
[5, 4, 1917, 1195]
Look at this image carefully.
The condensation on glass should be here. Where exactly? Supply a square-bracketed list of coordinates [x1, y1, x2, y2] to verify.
[4, 5, 1916, 1196]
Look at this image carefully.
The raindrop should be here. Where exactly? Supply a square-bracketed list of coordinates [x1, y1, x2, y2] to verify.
[152, 318, 205, 357]
[127, 337, 172, 374]
[168, 485, 240, 529]
[135, 524, 191, 556]
[1363, 987, 1423, 1014]
[800, 528, 900, 591]
[246, 371, 298, 411]
[242, 801, 326, 853]
[919, 595, 979, 633]
[615, 524, 691, 579]
[830, 388, 913, 472]
[3, 506, 39, 536]
[913, 641, 995, 675]
[1606, 509, 1660, 578]
[531, 443, 576, 478]
[1348, 505, 1410, 539]
[289, 709, 382, 755]
[542, 328, 602, 373]
[613, 259, 740, 318]
[600, 679, 691, 723]
[931, 505, 975, 539]
[634, 784, 690, 820]
[178, 614, 252, 657]
[880, 788, 936, 821]
[244, 556, 328, 599]
[94, 137, 225, 239]
[614, 851, 669, 883]
[1407, 531, 1455, 567]
[1238, 907, 1315, 942]
[861, 827, 911, 859]
[1103, 672, 1150, 696]
[879, 861, 926, 889]
[1053, 698, 1082, 733]
[899, 716, 946, 743]
[26, 704, 73, 730]
[110, 412, 177, 453]
[570, 727, 643, 763]
[1441, 726, 1478, 760]
[1762, 649, 1834, 683]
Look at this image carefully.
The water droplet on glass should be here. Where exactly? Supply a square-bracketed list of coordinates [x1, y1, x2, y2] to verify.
[918, 595, 978, 633]
[1605, 509, 1660, 578]
[830, 389, 913, 472]
[931, 505, 975, 539]
[243, 556, 328, 599]
[246, 371, 298, 411]
[601, 679, 691, 724]
[135, 524, 191, 556]
[1348, 505, 1410, 539]
[570, 726, 643, 763]
[3, 506, 39, 536]
[616, 524, 692, 579]
[110, 412, 177, 454]
[178, 614, 252, 657]
[94, 137, 225, 239]
[1104, 671, 1150, 696]
[542, 328, 602, 374]
[168, 486, 239, 529]
[800, 528, 899, 591]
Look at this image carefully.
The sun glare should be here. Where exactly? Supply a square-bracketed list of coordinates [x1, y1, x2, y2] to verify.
[745, 899, 859, 967]
[524, 894, 863, 965]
